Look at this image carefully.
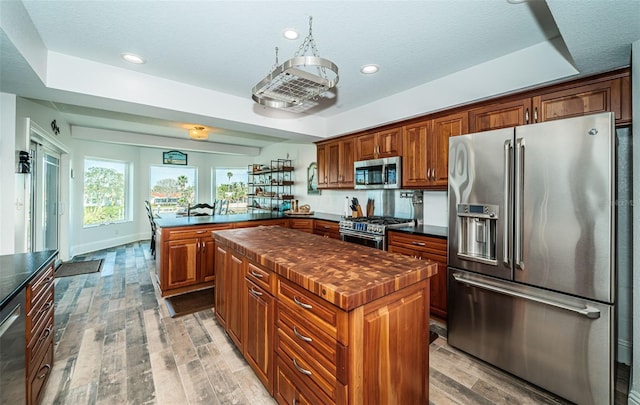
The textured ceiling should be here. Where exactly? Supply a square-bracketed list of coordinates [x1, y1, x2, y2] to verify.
[1, 0, 638, 153]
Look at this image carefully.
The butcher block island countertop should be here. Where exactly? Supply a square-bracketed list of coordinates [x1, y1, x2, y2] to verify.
[214, 226, 437, 310]
[213, 226, 436, 405]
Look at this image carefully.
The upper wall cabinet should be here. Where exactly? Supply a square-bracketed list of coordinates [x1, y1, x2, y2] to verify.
[469, 72, 630, 132]
[403, 112, 467, 189]
[355, 126, 403, 161]
[317, 137, 354, 189]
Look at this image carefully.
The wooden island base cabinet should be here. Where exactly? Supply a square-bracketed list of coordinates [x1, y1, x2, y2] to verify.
[213, 226, 436, 405]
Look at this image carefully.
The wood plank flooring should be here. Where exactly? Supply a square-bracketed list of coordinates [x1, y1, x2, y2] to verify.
[43, 241, 629, 405]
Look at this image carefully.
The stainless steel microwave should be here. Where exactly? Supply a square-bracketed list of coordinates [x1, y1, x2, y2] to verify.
[354, 156, 401, 189]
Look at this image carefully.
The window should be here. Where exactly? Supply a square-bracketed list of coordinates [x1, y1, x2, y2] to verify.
[83, 158, 129, 226]
[215, 168, 248, 214]
[149, 165, 197, 214]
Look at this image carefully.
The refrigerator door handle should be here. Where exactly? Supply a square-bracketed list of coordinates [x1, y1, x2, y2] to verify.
[451, 272, 601, 319]
[514, 137, 525, 270]
[503, 140, 512, 266]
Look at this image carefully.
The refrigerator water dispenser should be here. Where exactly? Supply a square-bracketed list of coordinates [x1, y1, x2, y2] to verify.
[456, 204, 498, 265]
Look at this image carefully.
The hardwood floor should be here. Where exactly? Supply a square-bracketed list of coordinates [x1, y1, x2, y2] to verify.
[44, 241, 629, 405]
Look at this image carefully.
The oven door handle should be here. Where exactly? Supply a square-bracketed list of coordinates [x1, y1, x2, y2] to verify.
[340, 229, 384, 241]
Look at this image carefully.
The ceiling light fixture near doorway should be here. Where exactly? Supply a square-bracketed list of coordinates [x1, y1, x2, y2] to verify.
[360, 64, 379, 74]
[121, 53, 146, 64]
[189, 126, 208, 140]
[252, 16, 339, 112]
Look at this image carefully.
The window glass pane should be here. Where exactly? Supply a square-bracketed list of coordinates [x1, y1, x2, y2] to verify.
[84, 158, 128, 226]
[215, 168, 248, 214]
[149, 165, 197, 214]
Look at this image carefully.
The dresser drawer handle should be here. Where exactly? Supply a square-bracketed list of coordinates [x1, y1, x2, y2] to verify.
[249, 287, 263, 297]
[40, 300, 53, 314]
[39, 327, 52, 342]
[411, 241, 426, 246]
[293, 296, 312, 310]
[249, 270, 263, 279]
[38, 364, 51, 379]
[293, 326, 313, 342]
[293, 358, 312, 376]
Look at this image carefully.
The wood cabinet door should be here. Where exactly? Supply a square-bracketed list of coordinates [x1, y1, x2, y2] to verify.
[316, 143, 328, 188]
[469, 98, 532, 132]
[419, 252, 447, 319]
[377, 127, 403, 158]
[244, 279, 274, 394]
[214, 245, 228, 326]
[228, 252, 245, 348]
[402, 121, 430, 188]
[532, 80, 617, 124]
[164, 239, 199, 290]
[430, 112, 468, 188]
[200, 236, 216, 283]
[327, 142, 341, 187]
[339, 138, 355, 187]
[355, 133, 377, 161]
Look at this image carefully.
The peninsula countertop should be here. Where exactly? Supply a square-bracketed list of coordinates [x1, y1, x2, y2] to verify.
[0, 250, 58, 311]
[213, 226, 437, 311]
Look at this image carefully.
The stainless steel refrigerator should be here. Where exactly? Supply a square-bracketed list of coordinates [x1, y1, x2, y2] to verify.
[447, 112, 615, 405]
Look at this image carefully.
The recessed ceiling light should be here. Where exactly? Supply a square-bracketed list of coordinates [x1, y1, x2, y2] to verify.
[121, 53, 145, 64]
[360, 64, 379, 74]
[283, 28, 299, 40]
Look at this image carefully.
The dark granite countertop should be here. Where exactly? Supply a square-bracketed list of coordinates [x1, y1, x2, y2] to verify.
[390, 224, 448, 239]
[0, 250, 58, 311]
[155, 211, 344, 228]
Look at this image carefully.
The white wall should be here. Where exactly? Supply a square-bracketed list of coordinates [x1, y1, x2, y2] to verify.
[0, 93, 17, 255]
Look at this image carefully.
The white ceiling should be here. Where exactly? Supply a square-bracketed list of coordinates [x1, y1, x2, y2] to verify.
[1, 0, 638, 154]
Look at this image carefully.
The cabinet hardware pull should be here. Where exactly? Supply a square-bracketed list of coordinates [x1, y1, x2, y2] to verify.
[293, 358, 312, 376]
[250, 287, 263, 297]
[45, 276, 54, 285]
[293, 296, 312, 310]
[525, 108, 529, 124]
[39, 327, 52, 341]
[38, 364, 51, 379]
[40, 300, 53, 313]
[411, 241, 426, 246]
[293, 326, 313, 342]
[250, 270, 263, 278]
[196, 230, 206, 234]
[534, 107, 538, 123]
[323, 226, 330, 229]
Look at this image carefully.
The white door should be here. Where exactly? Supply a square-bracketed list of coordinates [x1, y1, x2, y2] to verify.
[30, 142, 60, 253]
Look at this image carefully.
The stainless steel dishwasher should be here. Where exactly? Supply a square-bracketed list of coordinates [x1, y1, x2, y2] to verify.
[0, 289, 26, 404]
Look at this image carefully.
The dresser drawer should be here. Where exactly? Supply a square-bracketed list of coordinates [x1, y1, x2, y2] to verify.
[28, 339, 53, 405]
[387, 232, 447, 255]
[26, 287, 54, 343]
[245, 260, 275, 294]
[277, 304, 348, 384]
[277, 279, 347, 343]
[275, 355, 334, 405]
[27, 311, 53, 373]
[27, 264, 54, 308]
[276, 335, 347, 405]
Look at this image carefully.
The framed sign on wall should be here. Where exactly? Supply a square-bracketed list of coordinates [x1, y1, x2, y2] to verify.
[163, 150, 187, 165]
[307, 162, 320, 195]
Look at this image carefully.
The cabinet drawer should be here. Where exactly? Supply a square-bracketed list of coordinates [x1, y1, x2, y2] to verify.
[27, 264, 54, 308]
[245, 261, 275, 294]
[164, 224, 232, 241]
[276, 335, 347, 405]
[28, 339, 53, 405]
[313, 220, 340, 239]
[27, 287, 54, 343]
[277, 304, 348, 385]
[27, 311, 53, 373]
[289, 219, 314, 233]
[387, 232, 447, 255]
[275, 356, 334, 405]
[277, 279, 346, 343]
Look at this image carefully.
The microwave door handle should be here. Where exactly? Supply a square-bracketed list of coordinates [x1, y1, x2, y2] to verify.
[383, 164, 388, 184]
[503, 140, 512, 266]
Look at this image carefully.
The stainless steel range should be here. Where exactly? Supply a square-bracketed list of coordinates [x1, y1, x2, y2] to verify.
[339, 216, 415, 250]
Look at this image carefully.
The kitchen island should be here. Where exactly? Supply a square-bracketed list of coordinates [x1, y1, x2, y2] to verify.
[213, 226, 436, 405]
